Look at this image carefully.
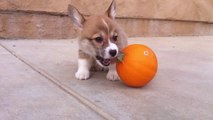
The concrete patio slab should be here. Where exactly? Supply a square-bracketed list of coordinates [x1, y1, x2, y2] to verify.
[0, 44, 104, 120]
[0, 36, 213, 120]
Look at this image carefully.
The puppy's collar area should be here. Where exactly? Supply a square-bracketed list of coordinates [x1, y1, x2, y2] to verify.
[96, 55, 111, 66]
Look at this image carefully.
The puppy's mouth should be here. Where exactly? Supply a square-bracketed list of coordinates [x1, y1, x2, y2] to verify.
[96, 55, 111, 66]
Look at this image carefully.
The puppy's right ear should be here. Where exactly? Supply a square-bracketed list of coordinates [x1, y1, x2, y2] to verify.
[105, 0, 116, 19]
[67, 5, 85, 28]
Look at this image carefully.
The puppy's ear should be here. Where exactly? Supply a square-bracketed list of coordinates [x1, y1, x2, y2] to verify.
[68, 5, 85, 28]
[105, 0, 116, 19]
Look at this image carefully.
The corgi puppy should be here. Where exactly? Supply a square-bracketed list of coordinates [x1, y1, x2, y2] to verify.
[68, 0, 128, 81]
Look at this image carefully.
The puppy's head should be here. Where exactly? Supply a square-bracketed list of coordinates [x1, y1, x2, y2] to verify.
[68, 0, 127, 67]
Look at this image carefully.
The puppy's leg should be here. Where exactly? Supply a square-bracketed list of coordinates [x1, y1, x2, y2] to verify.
[106, 63, 120, 81]
[75, 51, 92, 80]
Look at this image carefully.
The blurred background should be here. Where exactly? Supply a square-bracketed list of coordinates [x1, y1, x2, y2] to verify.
[0, 0, 213, 39]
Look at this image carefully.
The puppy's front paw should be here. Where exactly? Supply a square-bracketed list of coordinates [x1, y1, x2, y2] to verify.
[106, 70, 120, 81]
[75, 70, 90, 80]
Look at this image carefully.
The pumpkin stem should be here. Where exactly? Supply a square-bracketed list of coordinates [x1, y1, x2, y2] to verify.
[117, 53, 125, 62]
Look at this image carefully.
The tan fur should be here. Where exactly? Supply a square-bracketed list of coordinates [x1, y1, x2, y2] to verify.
[78, 50, 91, 59]
[68, 0, 128, 80]
[79, 15, 127, 55]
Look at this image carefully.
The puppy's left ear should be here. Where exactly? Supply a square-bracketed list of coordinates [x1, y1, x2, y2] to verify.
[105, 0, 116, 19]
[67, 4, 85, 29]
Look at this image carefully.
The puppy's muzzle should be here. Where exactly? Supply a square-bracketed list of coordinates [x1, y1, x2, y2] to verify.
[96, 55, 111, 66]
[109, 49, 117, 57]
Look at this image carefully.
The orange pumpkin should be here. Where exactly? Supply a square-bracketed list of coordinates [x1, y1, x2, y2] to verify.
[116, 44, 158, 87]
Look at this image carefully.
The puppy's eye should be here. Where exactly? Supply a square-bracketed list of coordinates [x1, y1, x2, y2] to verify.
[112, 35, 118, 41]
[95, 37, 103, 43]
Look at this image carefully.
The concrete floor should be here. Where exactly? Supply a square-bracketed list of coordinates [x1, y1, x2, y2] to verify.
[0, 36, 213, 120]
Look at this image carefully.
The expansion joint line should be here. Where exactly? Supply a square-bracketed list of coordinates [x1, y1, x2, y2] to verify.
[0, 43, 116, 120]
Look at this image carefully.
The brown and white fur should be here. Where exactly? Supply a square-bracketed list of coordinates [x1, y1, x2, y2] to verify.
[68, 0, 128, 81]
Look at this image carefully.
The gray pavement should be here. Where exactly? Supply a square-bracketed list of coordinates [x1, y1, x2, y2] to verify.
[0, 36, 213, 120]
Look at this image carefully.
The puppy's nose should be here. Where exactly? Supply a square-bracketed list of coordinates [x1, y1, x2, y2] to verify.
[109, 50, 117, 57]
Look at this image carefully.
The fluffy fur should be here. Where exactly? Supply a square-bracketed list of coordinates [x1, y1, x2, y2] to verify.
[68, 0, 128, 80]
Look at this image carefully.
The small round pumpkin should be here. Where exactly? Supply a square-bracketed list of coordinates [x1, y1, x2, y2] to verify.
[116, 44, 158, 87]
